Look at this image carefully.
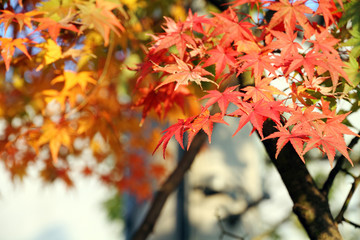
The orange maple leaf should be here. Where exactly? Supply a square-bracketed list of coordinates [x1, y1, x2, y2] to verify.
[0, 37, 32, 71]
[37, 120, 73, 163]
[0, 10, 42, 32]
[33, 17, 80, 41]
[77, 0, 125, 46]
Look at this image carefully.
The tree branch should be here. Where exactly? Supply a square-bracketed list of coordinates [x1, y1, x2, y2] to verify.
[261, 120, 343, 240]
[343, 218, 360, 229]
[131, 130, 208, 240]
[335, 174, 360, 223]
[322, 132, 360, 196]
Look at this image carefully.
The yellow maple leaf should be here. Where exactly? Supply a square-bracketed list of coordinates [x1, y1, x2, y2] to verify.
[37, 120, 72, 163]
[51, 71, 97, 91]
[36, 39, 62, 71]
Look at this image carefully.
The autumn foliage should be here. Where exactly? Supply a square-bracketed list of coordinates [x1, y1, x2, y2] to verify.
[1, 0, 360, 201]
[0, 0, 187, 199]
[137, 0, 360, 168]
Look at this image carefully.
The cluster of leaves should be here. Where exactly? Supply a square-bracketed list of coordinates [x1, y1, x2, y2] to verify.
[0, 0, 191, 200]
[136, 0, 360, 166]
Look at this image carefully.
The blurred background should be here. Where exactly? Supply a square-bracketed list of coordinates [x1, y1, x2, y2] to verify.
[0, 0, 360, 240]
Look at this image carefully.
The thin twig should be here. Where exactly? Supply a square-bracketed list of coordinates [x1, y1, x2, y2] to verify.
[335, 174, 360, 223]
[343, 218, 360, 229]
[252, 212, 292, 240]
[220, 194, 269, 223]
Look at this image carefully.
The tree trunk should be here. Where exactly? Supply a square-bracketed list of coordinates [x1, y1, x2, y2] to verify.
[261, 120, 343, 240]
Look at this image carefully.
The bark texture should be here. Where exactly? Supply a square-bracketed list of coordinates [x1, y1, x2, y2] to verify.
[262, 120, 343, 240]
[131, 131, 208, 240]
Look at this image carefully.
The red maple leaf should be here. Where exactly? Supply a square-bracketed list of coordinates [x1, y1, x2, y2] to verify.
[314, 0, 339, 27]
[211, 8, 255, 47]
[303, 129, 353, 167]
[263, 125, 308, 162]
[238, 50, 278, 78]
[202, 45, 238, 79]
[232, 100, 287, 138]
[284, 105, 325, 130]
[266, 0, 314, 38]
[153, 118, 193, 158]
[153, 17, 196, 59]
[308, 29, 340, 55]
[284, 52, 322, 80]
[201, 85, 243, 116]
[187, 110, 228, 149]
[267, 29, 302, 57]
[242, 77, 285, 102]
[135, 83, 191, 125]
[153, 55, 216, 90]
[184, 9, 212, 34]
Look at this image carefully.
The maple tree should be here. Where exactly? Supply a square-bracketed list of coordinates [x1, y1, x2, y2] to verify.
[133, 0, 360, 239]
[1, 0, 360, 240]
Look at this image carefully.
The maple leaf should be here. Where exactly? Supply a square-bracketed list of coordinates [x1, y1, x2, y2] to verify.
[317, 53, 350, 89]
[187, 110, 228, 149]
[232, 100, 287, 138]
[153, 118, 193, 158]
[77, 0, 125, 46]
[35, 39, 62, 71]
[153, 17, 196, 59]
[202, 45, 238, 79]
[284, 51, 350, 90]
[314, 0, 339, 27]
[267, 30, 302, 57]
[33, 16, 80, 41]
[201, 85, 243, 116]
[184, 9, 212, 34]
[285, 105, 325, 130]
[51, 71, 97, 91]
[284, 52, 322, 80]
[303, 129, 353, 167]
[0, 10, 42, 33]
[308, 29, 340, 55]
[153, 55, 217, 90]
[242, 77, 285, 102]
[238, 50, 278, 78]
[211, 8, 255, 47]
[134, 48, 169, 86]
[303, 75, 332, 94]
[266, 0, 314, 38]
[42, 88, 78, 111]
[263, 125, 308, 162]
[135, 83, 191, 124]
[319, 99, 358, 139]
[0, 37, 32, 71]
[37, 119, 72, 163]
[289, 82, 317, 106]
